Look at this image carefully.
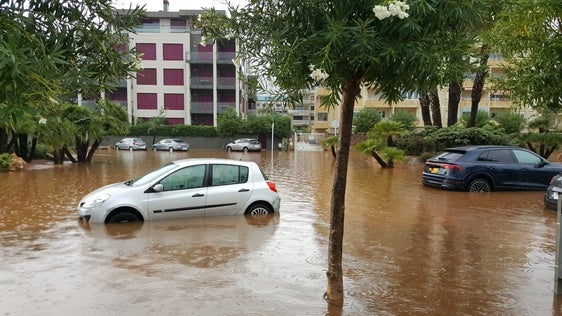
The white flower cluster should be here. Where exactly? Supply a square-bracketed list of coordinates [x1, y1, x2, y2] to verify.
[309, 64, 329, 83]
[373, 0, 409, 20]
[200, 35, 208, 47]
[38, 117, 47, 125]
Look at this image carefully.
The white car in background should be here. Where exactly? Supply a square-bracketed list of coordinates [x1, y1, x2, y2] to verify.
[77, 158, 280, 223]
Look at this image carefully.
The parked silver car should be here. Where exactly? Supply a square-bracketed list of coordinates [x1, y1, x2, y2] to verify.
[115, 138, 147, 151]
[77, 158, 281, 223]
[225, 138, 262, 152]
[152, 139, 190, 151]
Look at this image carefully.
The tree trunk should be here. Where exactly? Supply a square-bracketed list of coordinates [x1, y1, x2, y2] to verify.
[370, 150, 389, 168]
[447, 81, 461, 126]
[468, 44, 490, 128]
[53, 148, 65, 164]
[429, 90, 442, 128]
[63, 146, 78, 163]
[86, 139, 101, 162]
[76, 139, 89, 163]
[330, 145, 337, 159]
[419, 93, 432, 126]
[326, 78, 361, 308]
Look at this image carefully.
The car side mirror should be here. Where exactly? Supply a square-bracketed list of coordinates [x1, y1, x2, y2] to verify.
[153, 184, 164, 192]
[536, 161, 548, 168]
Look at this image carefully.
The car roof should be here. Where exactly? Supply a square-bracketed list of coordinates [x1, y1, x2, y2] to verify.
[172, 158, 256, 167]
[444, 145, 523, 152]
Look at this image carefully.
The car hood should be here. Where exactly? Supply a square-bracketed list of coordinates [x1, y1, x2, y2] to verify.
[81, 182, 133, 201]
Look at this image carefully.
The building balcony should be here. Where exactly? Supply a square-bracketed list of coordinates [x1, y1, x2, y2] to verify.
[217, 52, 236, 63]
[191, 77, 213, 88]
[218, 77, 236, 88]
[292, 119, 312, 126]
[191, 101, 213, 114]
[288, 109, 314, 116]
[186, 52, 213, 63]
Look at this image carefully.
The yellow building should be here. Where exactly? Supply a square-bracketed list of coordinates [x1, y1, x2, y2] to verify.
[299, 54, 537, 134]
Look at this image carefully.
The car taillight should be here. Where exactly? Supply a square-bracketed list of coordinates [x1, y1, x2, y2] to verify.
[266, 181, 278, 192]
[442, 164, 462, 172]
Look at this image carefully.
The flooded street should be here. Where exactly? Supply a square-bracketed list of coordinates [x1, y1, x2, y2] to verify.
[1, 149, 562, 315]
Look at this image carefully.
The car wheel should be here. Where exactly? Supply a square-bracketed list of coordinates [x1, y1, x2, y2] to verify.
[128, 146, 133, 152]
[468, 178, 491, 192]
[245, 203, 272, 218]
[226, 146, 232, 152]
[169, 147, 174, 152]
[152, 147, 157, 151]
[107, 211, 141, 223]
[243, 147, 248, 153]
[115, 146, 120, 151]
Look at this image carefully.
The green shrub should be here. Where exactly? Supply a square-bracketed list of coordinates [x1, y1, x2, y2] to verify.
[0, 153, 12, 170]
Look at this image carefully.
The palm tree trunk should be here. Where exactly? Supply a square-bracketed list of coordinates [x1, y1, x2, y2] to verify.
[468, 44, 490, 128]
[429, 90, 442, 128]
[370, 150, 389, 168]
[326, 77, 361, 307]
[447, 81, 461, 126]
[419, 93, 432, 126]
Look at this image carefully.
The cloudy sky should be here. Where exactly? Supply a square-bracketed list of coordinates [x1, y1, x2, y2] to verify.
[114, 0, 244, 11]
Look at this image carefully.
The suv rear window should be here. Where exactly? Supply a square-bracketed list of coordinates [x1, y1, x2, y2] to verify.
[432, 151, 465, 162]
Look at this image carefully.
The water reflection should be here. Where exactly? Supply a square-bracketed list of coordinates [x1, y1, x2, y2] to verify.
[0, 149, 561, 315]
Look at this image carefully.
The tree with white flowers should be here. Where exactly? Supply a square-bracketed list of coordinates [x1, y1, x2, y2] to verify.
[198, 0, 487, 307]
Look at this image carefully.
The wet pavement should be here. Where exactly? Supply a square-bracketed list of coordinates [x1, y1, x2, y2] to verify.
[1, 149, 561, 315]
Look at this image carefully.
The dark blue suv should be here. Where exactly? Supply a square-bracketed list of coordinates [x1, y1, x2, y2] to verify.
[422, 145, 562, 192]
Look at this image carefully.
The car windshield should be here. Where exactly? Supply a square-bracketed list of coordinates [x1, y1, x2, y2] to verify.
[130, 163, 179, 187]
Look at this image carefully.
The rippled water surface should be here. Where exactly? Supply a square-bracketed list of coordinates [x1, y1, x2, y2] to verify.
[1, 149, 562, 315]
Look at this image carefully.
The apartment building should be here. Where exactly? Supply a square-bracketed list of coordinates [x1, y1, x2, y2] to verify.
[109, 7, 245, 127]
[301, 54, 535, 134]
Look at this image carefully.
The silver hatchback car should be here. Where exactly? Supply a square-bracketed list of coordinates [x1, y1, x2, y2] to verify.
[225, 138, 262, 152]
[115, 137, 147, 151]
[77, 158, 281, 223]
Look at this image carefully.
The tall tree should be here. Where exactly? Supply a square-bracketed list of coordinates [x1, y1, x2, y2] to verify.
[0, 0, 143, 161]
[491, 0, 562, 113]
[198, 0, 486, 307]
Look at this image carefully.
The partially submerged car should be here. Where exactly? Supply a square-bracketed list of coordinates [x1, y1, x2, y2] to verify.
[225, 139, 262, 152]
[115, 138, 147, 151]
[77, 158, 280, 223]
[422, 145, 562, 192]
[152, 139, 189, 151]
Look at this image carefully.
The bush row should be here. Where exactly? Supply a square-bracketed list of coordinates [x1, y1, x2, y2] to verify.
[129, 123, 218, 137]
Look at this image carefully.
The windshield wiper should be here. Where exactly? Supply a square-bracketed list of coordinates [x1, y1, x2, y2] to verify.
[124, 179, 134, 186]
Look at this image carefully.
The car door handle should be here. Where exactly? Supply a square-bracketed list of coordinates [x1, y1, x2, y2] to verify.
[192, 193, 205, 197]
[238, 188, 250, 192]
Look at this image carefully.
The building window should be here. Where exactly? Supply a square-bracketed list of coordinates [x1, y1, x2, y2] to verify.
[317, 112, 328, 121]
[166, 118, 184, 125]
[137, 93, 157, 109]
[163, 69, 184, 85]
[164, 94, 184, 110]
[163, 44, 183, 60]
[137, 68, 157, 85]
[136, 43, 156, 60]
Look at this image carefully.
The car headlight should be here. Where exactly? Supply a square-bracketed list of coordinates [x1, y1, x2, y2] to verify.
[81, 193, 111, 208]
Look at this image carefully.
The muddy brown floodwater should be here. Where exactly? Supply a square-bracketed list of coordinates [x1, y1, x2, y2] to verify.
[1, 149, 562, 315]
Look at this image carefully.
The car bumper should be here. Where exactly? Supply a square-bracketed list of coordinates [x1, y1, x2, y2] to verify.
[77, 205, 108, 223]
[422, 174, 465, 191]
[545, 189, 559, 211]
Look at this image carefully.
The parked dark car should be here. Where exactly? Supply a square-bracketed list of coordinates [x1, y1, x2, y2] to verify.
[422, 145, 562, 192]
[545, 173, 562, 211]
[152, 139, 189, 152]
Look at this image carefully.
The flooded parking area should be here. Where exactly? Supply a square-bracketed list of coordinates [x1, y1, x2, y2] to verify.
[1, 149, 562, 315]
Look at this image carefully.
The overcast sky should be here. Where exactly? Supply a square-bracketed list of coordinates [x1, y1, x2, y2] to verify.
[114, 0, 244, 11]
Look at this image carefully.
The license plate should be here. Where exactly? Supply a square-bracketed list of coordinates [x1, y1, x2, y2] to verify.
[429, 167, 439, 174]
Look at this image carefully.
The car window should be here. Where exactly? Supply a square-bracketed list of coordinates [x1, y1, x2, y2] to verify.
[513, 149, 542, 164]
[477, 149, 514, 163]
[211, 164, 249, 186]
[432, 151, 464, 162]
[160, 164, 206, 191]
